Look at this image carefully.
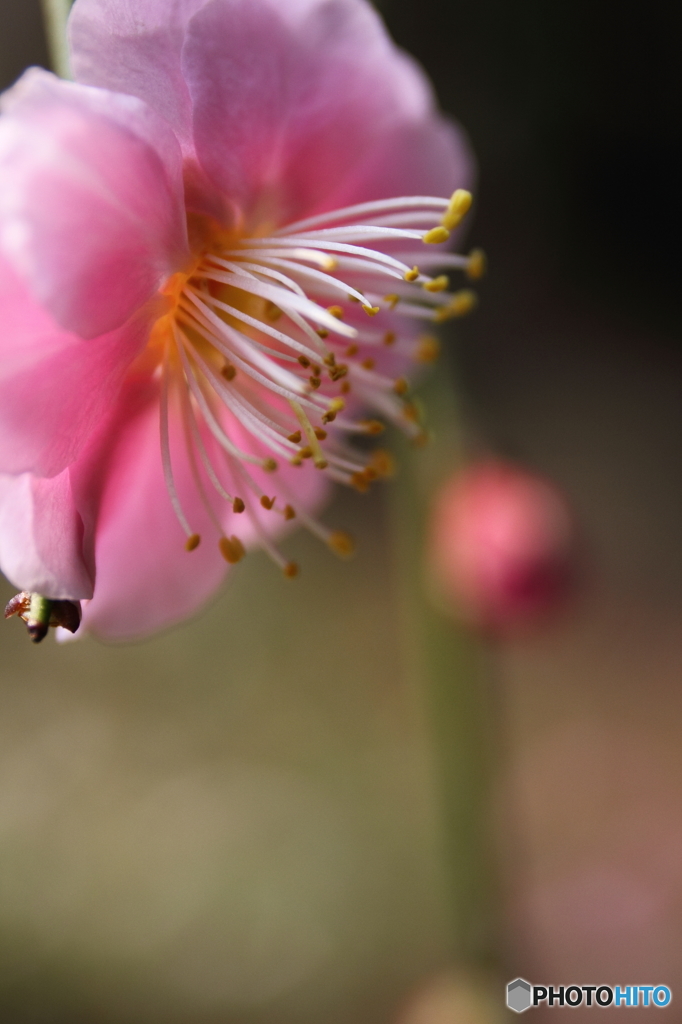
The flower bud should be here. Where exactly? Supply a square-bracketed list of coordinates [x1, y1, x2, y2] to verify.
[429, 460, 577, 633]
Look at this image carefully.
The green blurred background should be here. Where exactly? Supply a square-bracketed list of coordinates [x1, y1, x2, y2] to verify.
[2, 0, 682, 1020]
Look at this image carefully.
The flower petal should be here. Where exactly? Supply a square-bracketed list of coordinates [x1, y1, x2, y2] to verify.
[323, 115, 475, 212]
[0, 68, 189, 339]
[0, 253, 161, 477]
[0, 470, 94, 599]
[66, 377, 226, 639]
[69, 0, 207, 151]
[183, 0, 438, 221]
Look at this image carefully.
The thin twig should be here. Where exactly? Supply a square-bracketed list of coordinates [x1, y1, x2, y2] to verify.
[40, 0, 73, 79]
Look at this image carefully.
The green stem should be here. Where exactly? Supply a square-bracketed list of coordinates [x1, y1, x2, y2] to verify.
[40, 0, 73, 79]
[389, 356, 502, 970]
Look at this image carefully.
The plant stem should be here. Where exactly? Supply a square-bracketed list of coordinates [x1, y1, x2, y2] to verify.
[389, 356, 502, 970]
[40, 0, 72, 79]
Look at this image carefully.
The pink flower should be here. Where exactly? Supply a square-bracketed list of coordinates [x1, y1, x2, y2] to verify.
[0, 0, 475, 641]
[429, 460, 577, 634]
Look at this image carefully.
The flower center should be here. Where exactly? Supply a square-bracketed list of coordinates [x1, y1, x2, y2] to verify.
[151, 190, 483, 574]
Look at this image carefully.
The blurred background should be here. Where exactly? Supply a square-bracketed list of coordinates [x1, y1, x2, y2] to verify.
[1, 0, 681, 1020]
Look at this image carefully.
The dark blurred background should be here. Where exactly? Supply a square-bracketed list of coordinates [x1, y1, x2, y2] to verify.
[1, 0, 682, 1021]
[379, 0, 682, 1009]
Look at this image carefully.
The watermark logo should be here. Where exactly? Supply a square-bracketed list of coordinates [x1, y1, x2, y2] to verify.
[506, 980, 672, 1012]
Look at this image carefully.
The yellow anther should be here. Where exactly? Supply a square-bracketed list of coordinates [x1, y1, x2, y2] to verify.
[299, 446, 313, 458]
[264, 301, 283, 321]
[383, 293, 400, 308]
[316, 328, 329, 339]
[290, 455, 303, 466]
[415, 335, 440, 363]
[284, 504, 296, 520]
[219, 535, 245, 564]
[393, 377, 409, 396]
[423, 275, 449, 293]
[383, 331, 396, 346]
[328, 531, 355, 558]
[314, 428, 327, 440]
[185, 533, 201, 552]
[362, 304, 381, 316]
[442, 188, 473, 230]
[369, 449, 396, 478]
[329, 364, 348, 381]
[262, 458, 278, 472]
[322, 256, 338, 271]
[314, 457, 328, 470]
[346, 343, 359, 356]
[327, 305, 344, 319]
[260, 495, 275, 510]
[404, 266, 420, 282]
[287, 430, 302, 444]
[309, 376, 322, 389]
[423, 226, 450, 244]
[340, 381, 351, 394]
[466, 248, 486, 280]
[283, 562, 299, 578]
[348, 294, 361, 303]
[360, 357, 375, 370]
[310, 363, 322, 375]
[221, 362, 237, 381]
[233, 497, 245, 514]
[433, 289, 478, 322]
[298, 355, 311, 368]
[323, 353, 336, 367]
[322, 396, 345, 423]
[360, 419, 385, 435]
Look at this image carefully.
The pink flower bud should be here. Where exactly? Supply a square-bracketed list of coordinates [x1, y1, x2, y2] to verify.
[429, 460, 577, 633]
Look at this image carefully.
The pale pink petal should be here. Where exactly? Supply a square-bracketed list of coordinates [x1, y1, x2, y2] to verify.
[0, 253, 162, 477]
[0, 68, 189, 339]
[322, 115, 475, 212]
[183, 0, 438, 221]
[69, 0, 208, 151]
[71, 379, 329, 641]
[0, 470, 93, 599]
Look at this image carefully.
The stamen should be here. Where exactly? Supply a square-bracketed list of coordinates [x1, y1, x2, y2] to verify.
[415, 335, 440, 363]
[423, 275, 449, 293]
[160, 352, 199, 546]
[466, 248, 486, 280]
[219, 535, 246, 564]
[422, 226, 450, 244]
[433, 289, 478, 322]
[180, 381, 235, 504]
[232, 462, 299, 577]
[273, 195, 450, 235]
[176, 333, 285, 469]
[442, 189, 473, 230]
[194, 265, 357, 336]
[289, 400, 328, 469]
